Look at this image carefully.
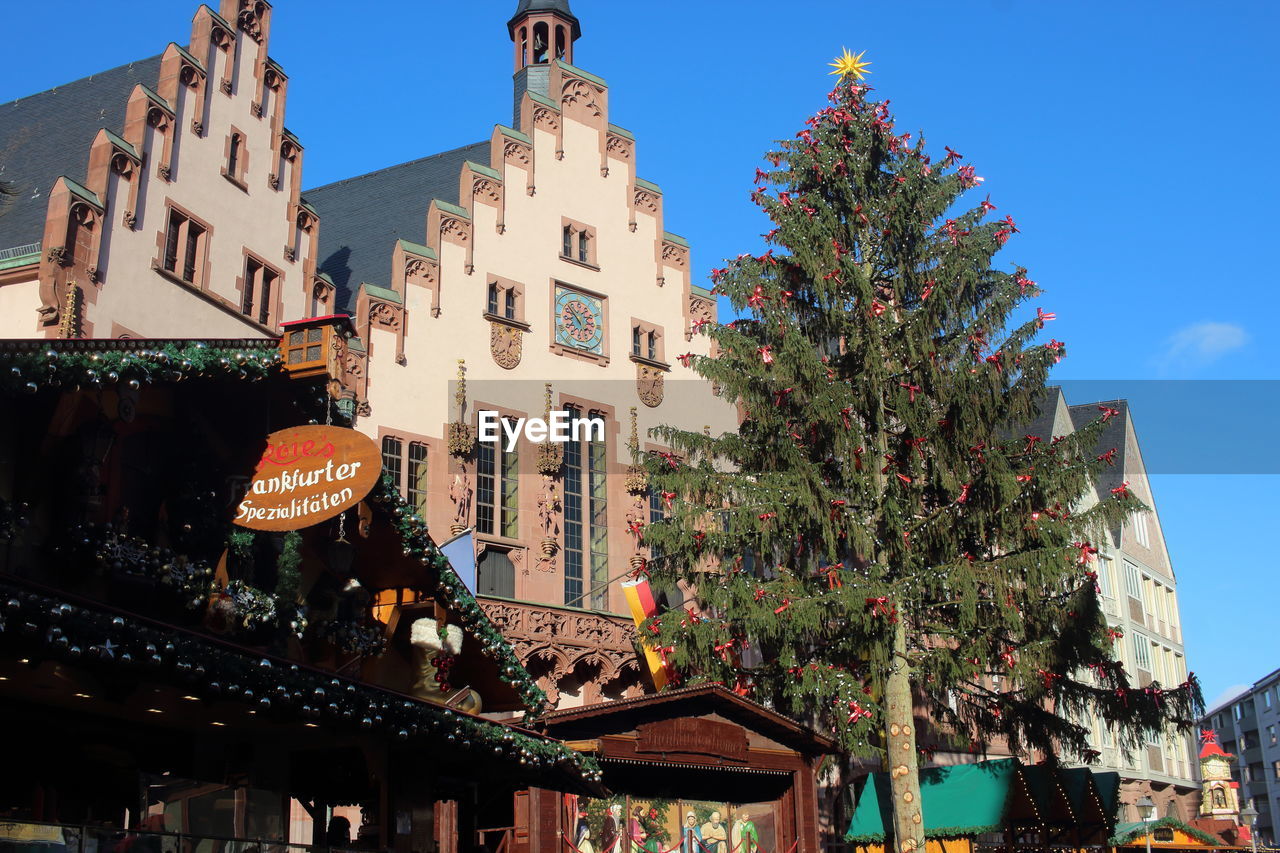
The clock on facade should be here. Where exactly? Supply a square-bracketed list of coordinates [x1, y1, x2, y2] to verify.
[554, 285, 605, 355]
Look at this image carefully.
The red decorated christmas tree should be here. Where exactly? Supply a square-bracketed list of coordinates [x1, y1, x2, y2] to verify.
[643, 54, 1201, 851]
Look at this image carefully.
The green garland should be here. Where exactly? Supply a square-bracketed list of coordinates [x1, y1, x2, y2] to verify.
[370, 477, 550, 714]
[66, 523, 216, 608]
[1111, 817, 1222, 847]
[0, 341, 282, 395]
[223, 580, 278, 629]
[0, 582, 602, 784]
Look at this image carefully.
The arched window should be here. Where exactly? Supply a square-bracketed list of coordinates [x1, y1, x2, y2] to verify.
[555, 25, 567, 60]
[519, 27, 529, 68]
[1211, 788, 1226, 809]
[532, 22, 549, 64]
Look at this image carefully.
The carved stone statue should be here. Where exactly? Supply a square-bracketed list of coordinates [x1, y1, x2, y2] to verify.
[537, 478, 561, 541]
[449, 472, 472, 533]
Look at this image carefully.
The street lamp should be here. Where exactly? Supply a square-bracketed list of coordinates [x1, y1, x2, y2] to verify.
[1136, 796, 1157, 853]
[1240, 803, 1258, 853]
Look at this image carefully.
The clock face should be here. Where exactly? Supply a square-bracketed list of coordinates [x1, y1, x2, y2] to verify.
[555, 287, 604, 354]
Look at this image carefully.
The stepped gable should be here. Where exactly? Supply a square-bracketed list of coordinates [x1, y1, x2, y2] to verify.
[304, 140, 489, 313]
[0, 56, 162, 252]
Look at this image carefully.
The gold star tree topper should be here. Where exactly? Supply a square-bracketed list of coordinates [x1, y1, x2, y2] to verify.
[829, 48, 871, 80]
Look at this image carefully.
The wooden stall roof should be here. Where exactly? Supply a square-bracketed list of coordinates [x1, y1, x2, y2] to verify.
[1112, 818, 1232, 849]
[533, 683, 837, 755]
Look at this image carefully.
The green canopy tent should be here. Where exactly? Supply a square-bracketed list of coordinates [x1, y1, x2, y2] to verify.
[846, 759, 1120, 852]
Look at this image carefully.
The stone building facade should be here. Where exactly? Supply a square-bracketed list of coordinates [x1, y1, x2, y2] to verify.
[1200, 668, 1280, 846]
[0, 0, 734, 712]
[0, 1, 324, 340]
[1027, 392, 1199, 821]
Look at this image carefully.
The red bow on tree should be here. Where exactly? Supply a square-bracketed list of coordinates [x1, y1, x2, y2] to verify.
[865, 597, 897, 621]
[1097, 447, 1117, 465]
[759, 345, 774, 365]
[1111, 481, 1131, 498]
[846, 700, 873, 723]
[1099, 405, 1121, 422]
[677, 352, 695, 367]
[957, 483, 972, 504]
[1036, 307, 1056, 328]
[825, 564, 844, 589]
[980, 195, 997, 212]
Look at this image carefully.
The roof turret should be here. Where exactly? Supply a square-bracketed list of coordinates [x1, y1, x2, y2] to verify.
[508, 0, 580, 40]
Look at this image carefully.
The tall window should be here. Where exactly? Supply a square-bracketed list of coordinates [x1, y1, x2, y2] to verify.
[563, 406, 607, 608]
[162, 209, 206, 285]
[242, 257, 279, 325]
[578, 231, 590, 263]
[1124, 561, 1143, 602]
[1133, 511, 1151, 548]
[1095, 555, 1113, 598]
[562, 225, 573, 258]
[381, 436, 403, 492]
[1132, 631, 1152, 671]
[476, 418, 518, 538]
[382, 436, 429, 516]
[407, 442, 428, 515]
[228, 133, 242, 178]
[648, 480, 667, 564]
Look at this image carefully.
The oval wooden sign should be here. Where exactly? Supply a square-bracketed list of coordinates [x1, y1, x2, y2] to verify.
[234, 425, 383, 531]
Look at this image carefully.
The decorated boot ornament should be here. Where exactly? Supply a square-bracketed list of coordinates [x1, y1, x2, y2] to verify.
[409, 615, 482, 714]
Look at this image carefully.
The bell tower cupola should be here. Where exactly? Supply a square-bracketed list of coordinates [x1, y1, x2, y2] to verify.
[509, 0, 581, 70]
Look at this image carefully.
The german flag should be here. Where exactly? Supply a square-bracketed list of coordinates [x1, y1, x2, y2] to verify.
[621, 577, 670, 690]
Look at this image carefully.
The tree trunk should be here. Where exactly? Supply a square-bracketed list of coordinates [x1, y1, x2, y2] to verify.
[884, 613, 924, 853]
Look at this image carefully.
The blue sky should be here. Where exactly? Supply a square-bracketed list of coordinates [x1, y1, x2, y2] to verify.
[2, 1, 1276, 708]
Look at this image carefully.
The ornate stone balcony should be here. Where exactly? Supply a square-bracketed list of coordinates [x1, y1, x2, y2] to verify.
[478, 596, 645, 706]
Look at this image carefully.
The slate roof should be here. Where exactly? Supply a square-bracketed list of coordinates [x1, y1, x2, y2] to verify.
[0, 55, 162, 253]
[303, 141, 489, 314]
[1068, 399, 1130, 499]
[1069, 399, 1131, 541]
[1022, 386, 1067, 441]
[508, 0, 581, 39]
